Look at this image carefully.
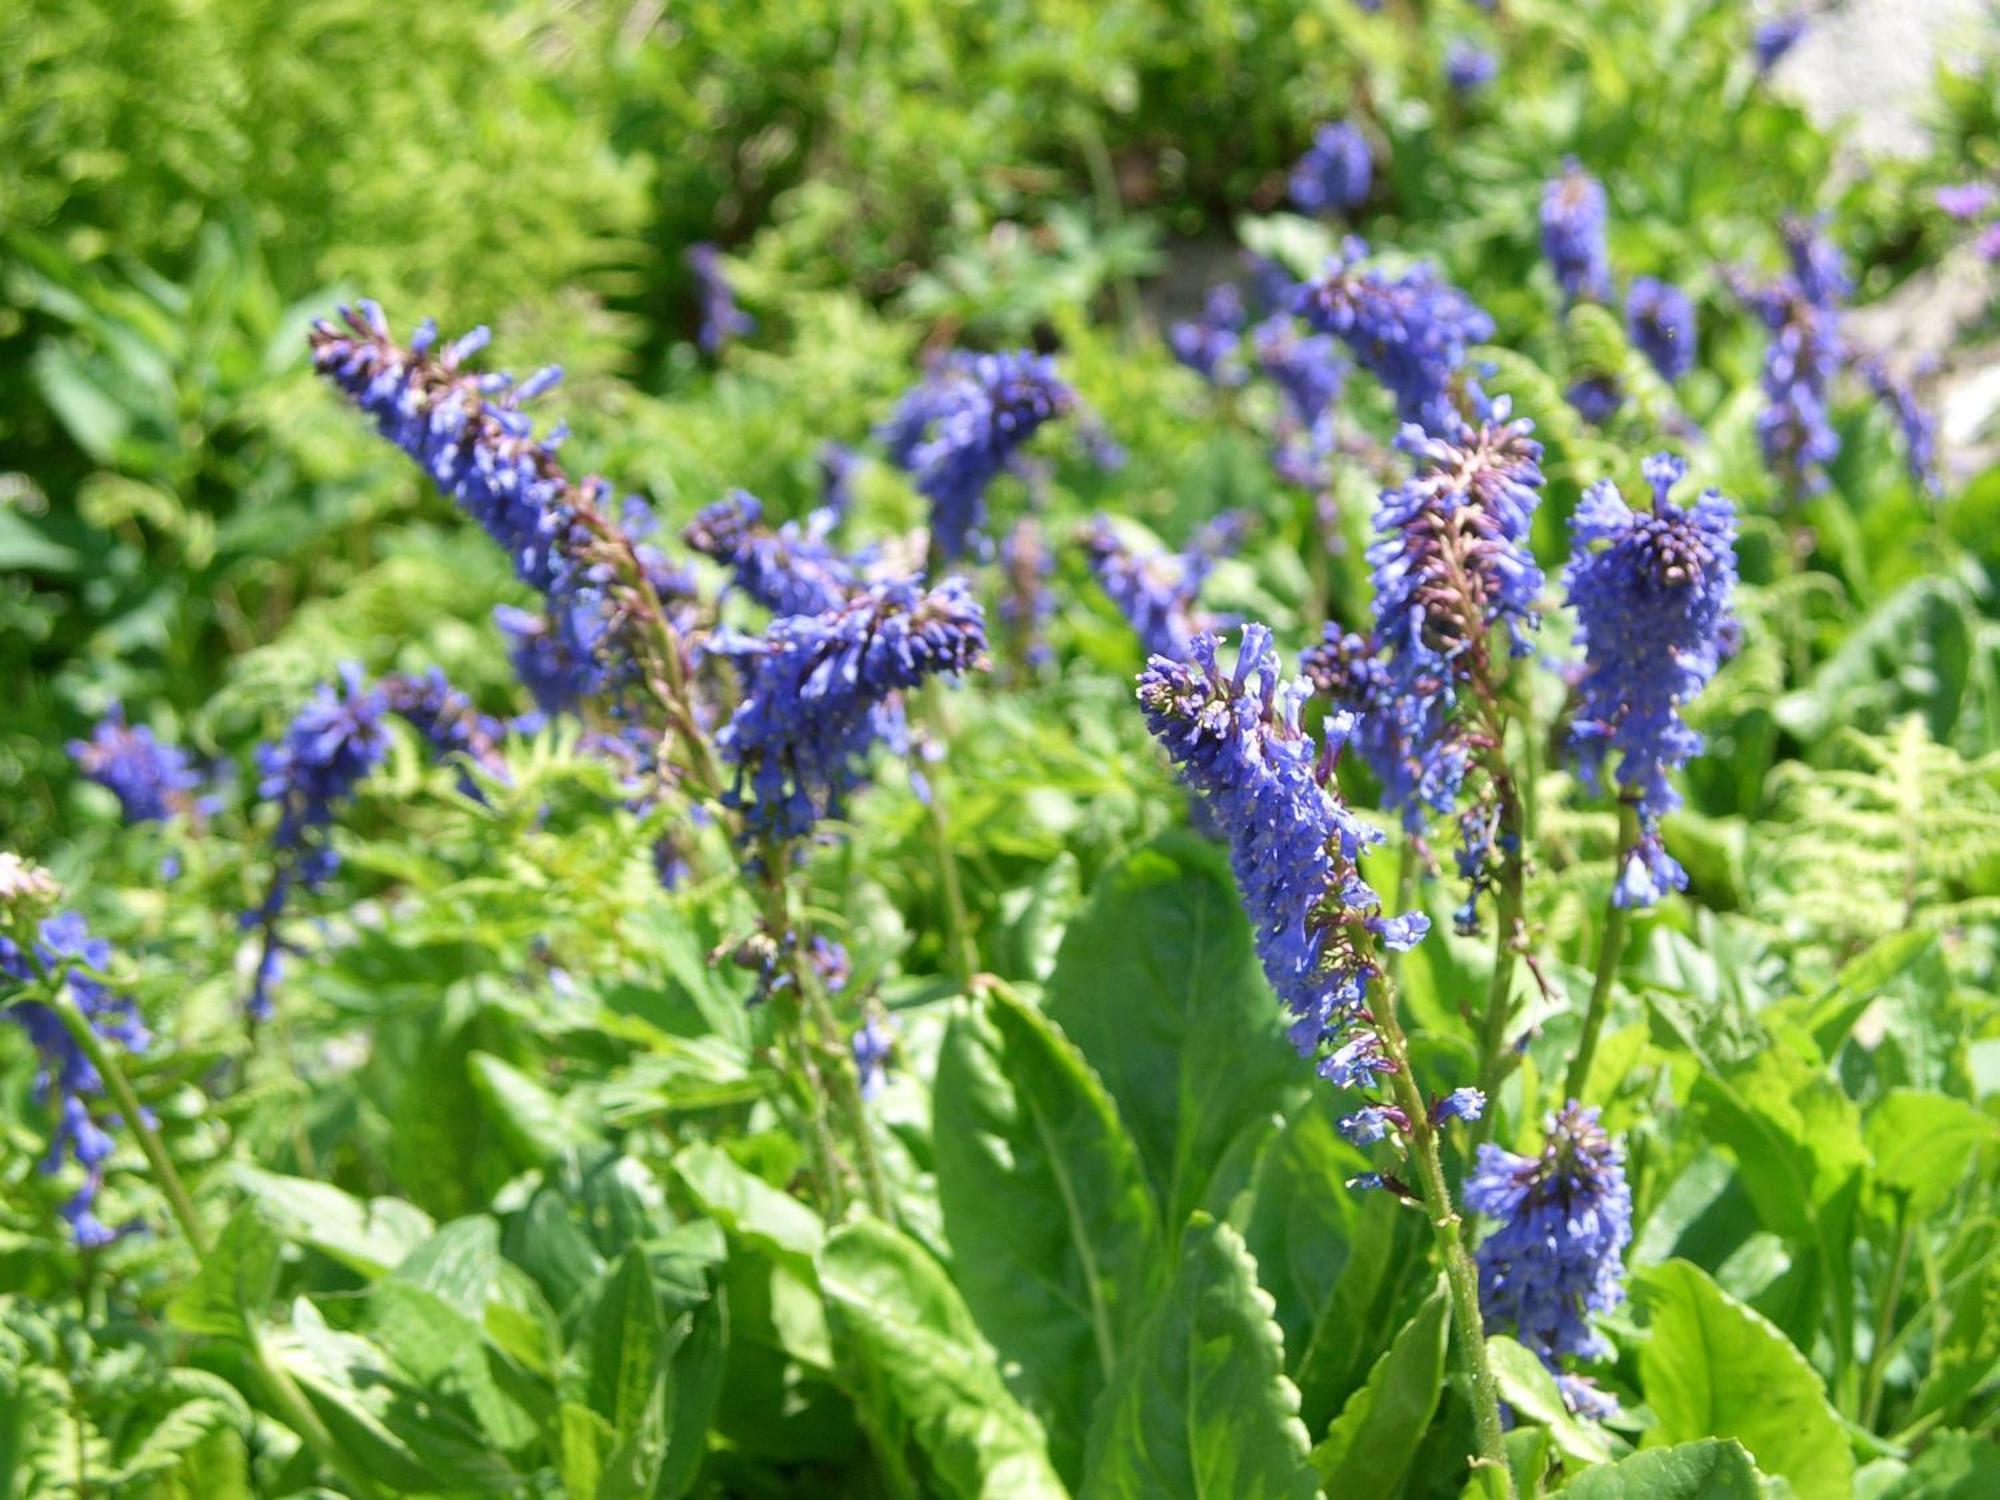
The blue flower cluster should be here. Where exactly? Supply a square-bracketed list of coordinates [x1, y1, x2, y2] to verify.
[1255, 315, 1347, 485]
[1744, 219, 1846, 492]
[1626, 277, 1697, 383]
[1446, 40, 1498, 93]
[853, 1009, 895, 1100]
[685, 242, 755, 353]
[1085, 515, 1241, 662]
[818, 441, 861, 519]
[1541, 162, 1613, 305]
[243, 666, 392, 1018]
[1566, 374, 1624, 427]
[1289, 122, 1373, 215]
[1136, 626, 1429, 1088]
[1565, 454, 1738, 907]
[1465, 1102, 1632, 1412]
[881, 351, 1075, 562]
[1858, 356, 1941, 497]
[716, 579, 988, 838]
[1753, 11, 1809, 74]
[1, 910, 151, 1245]
[1293, 238, 1495, 431]
[68, 704, 200, 824]
[1366, 407, 1546, 817]
[379, 670, 510, 797]
[685, 490, 858, 617]
[1169, 284, 1249, 387]
[310, 304, 633, 709]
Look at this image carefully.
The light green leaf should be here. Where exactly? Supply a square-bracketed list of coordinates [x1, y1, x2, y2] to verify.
[1634, 1261, 1854, 1500]
[231, 1167, 436, 1279]
[673, 1142, 824, 1266]
[1044, 834, 1310, 1230]
[582, 1247, 669, 1436]
[819, 1219, 1068, 1500]
[1557, 1439, 1763, 1499]
[934, 984, 1163, 1482]
[1312, 1281, 1449, 1496]
[1487, 1336, 1620, 1470]
[167, 1208, 281, 1344]
[1081, 1215, 1318, 1500]
[1866, 1089, 1997, 1220]
[467, 1051, 602, 1166]
[1873, 1431, 2000, 1499]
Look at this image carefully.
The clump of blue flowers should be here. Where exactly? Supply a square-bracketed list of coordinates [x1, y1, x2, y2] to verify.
[1293, 238, 1495, 432]
[1465, 1101, 1632, 1419]
[1169, 284, 1250, 387]
[1626, 277, 1697, 383]
[1541, 162, 1613, 305]
[1289, 121, 1373, 215]
[717, 578, 988, 839]
[379, 670, 510, 796]
[1857, 356, 1941, 496]
[881, 351, 1075, 562]
[1, 899, 151, 1247]
[243, 666, 392, 1018]
[1742, 218, 1846, 493]
[685, 242, 755, 353]
[1446, 40, 1498, 93]
[1565, 454, 1738, 907]
[1136, 626, 1427, 1089]
[1085, 515, 1240, 662]
[685, 490, 858, 617]
[68, 704, 201, 825]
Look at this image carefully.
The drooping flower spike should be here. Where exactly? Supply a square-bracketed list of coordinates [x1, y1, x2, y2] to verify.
[880, 351, 1075, 563]
[1465, 1101, 1633, 1418]
[1289, 121, 1373, 215]
[684, 490, 859, 618]
[1626, 277, 1697, 384]
[1169, 284, 1250, 387]
[716, 578, 988, 839]
[68, 705, 201, 825]
[1565, 453, 1738, 907]
[685, 242, 755, 353]
[1085, 516, 1241, 663]
[1540, 161, 1613, 306]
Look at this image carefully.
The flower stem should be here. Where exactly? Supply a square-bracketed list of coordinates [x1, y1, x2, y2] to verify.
[49, 993, 207, 1258]
[1563, 802, 1639, 1102]
[1373, 985, 1516, 1499]
[1471, 776, 1526, 1148]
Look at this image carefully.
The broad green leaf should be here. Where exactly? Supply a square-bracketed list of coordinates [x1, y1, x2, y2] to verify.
[1865, 1089, 1997, 1220]
[934, 984, 1163, 1482]
[672, 1142, 824, 1266]
[231, 1167, 435, 1278]
[1311, 1281, 1449, 1496]
[1873, 1431, 2000, 1499]
[582, 1247, 669, 1436]
[1486, 1336, 1620, 1470]
[1634, 1260, 1854, 1500]
[819, 1219, 1067, 1500]
[659, 1285, 727, 1499]
[1291, 1182, 1428, 1433]
[1080, 1215, 1318, 1500]
[167, 1208, 281, 1344]
[1044, 834, 1310, 1230]
[1557, 1439, 1763, 1499]
[467, 1051, 602, 1166]
[1242, 1094, 1366, 1361]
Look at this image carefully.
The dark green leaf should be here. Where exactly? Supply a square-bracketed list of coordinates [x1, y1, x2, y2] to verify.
[167, 1209, 281, 1344]
[1556, 1440, 1763, 1499]
[1311, 1281, 1449, 1496]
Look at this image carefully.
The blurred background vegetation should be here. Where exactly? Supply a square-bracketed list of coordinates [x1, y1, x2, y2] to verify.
[4, 0, 1996, 853]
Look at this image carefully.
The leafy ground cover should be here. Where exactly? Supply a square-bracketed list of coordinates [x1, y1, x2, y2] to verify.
[3, 2, 1998, 1496]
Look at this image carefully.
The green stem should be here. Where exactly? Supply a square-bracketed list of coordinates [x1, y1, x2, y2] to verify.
[1471, 778, 1526, 1148]
[928, 793, 979, 986]
[50, 994, 208, 1258]
[1562, 803, 1640, 1103]
[1860, 1209, 1913, 1429]
[1374, 985, 1516, 1499]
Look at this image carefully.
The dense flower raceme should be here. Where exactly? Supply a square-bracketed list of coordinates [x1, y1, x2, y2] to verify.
[1465, 1102, 1633, 1416]
[1566, 454, 1739, 907]
[1541, 162, 1613, 305]
[880, 351, 1075, 562]
[1741, 220, 1846, 493]
[242, 666, 393, 1018]
[1137, 627, 1433, 1106]
[1293, 238, 1496, 432]
[310, 304, 649, 707]
[378, 670, 510, 797]
[1626, 277, 1697, 383]
[1566, 374, 1624, 427]
[1085, 514, 1242, 662]
[1, 910, 151, 1246]
[1365, 407, 1547, 818]
[1857, 356, 1941, 496]
[68, 704, 201, 824]
[1289, 121, 1373, 215]
[715, 579, 988, 839]
[1169, 284, 1250, 386]
[685, 242, 755, 354]
[684, 490, 858, 617]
